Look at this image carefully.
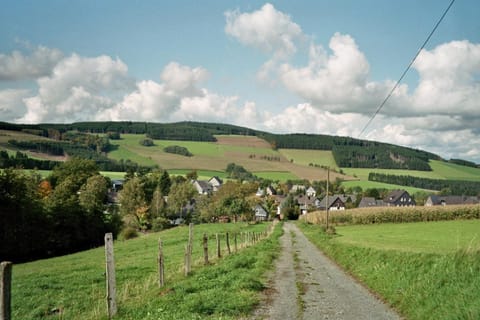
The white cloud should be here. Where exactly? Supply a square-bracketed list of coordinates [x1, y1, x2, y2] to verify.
[225, 3, 304, 59]
[278, 33, 403, 114]
[0, 45, 63, 81]
[411, 40, 480, 117]
[19, 54, 132, 123]
[0, 89, 30, 121]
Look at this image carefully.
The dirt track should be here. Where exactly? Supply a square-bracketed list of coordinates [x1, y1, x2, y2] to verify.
[253, 222, 401, 320]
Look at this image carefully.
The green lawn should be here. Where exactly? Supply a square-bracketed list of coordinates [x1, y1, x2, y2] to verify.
[334, 220, 480, 253]
[12, 222, 279, 320]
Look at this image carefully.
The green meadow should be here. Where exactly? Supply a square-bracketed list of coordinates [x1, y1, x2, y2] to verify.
[278, 149, 338, 169]
[299, 220, 480, 319]
[334, 219, 480, 254]
[12, 222, 280, 320]
[340, 180, 433, 194]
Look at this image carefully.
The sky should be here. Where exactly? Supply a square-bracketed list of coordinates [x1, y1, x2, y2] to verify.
[1, 0, 480, 163]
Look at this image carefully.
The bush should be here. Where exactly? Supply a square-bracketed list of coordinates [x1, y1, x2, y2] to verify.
[139, 138, 154, 146]
[151, 217, 171, 232]
[163, 145, 192, 157]
[119, 227, 138, 240]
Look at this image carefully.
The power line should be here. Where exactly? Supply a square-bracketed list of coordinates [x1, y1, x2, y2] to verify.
[358, 0, 456, 138]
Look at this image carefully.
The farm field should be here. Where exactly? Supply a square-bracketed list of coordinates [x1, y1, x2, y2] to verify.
[3, 129, 480, 191]
[334, 219, 480, 253]
[278, 149, 338, 169]
[340, 180, 433, 194]
[11, 222, 279, 320]
[107, 134, 344, 181]
[299, 220, 480, 320]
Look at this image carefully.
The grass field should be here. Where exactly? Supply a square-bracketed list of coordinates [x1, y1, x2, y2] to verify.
[340, 180, 432, 194]
[299, 220, 480, 320]
[334, 220, 480, 253]
[278, 149, 338, 169]
[12, 222, 280, 320]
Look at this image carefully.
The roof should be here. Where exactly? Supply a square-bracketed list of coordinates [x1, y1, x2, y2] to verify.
[318, 195, 345, 209]
[428, 195, 479, 205]
[384, 190, 408, 203]
[358, 197, 384, 208]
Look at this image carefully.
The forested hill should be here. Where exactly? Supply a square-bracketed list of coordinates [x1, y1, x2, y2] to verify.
[0, 121, 445, 170]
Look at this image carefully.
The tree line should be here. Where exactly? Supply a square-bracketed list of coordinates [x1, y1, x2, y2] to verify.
[369, 172, 480, 196]
[0, 159, 122, 263]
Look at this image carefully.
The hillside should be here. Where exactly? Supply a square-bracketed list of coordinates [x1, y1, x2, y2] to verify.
[2, 121, 480, 192]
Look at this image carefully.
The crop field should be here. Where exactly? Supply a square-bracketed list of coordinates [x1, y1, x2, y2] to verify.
[252, 170, 299, 181]
[299, 220, 480, 320]
[107, 134, 335, 181]
[11, 222, 279, 320]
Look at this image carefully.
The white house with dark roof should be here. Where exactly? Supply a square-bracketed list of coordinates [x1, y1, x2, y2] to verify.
[384, 190, 415, 207]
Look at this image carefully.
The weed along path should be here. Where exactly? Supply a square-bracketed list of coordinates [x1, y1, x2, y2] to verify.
[256, 222, 401, 320]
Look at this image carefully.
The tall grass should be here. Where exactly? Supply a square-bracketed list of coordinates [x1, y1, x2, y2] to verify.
[298, 222, 480, 320]
[304, 205, 480, 225]
[11, 222, 280, 319]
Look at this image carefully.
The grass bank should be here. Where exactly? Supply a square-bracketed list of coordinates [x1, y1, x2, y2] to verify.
[298, 221, 480, 320]
[12, 222, 281, 320]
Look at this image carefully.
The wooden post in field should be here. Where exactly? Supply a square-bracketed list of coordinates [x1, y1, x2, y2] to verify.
[216, 233, 221, 258]
[1, 261, 12, 320]
[104, 233, 117, 319]
[158, 239, 164, 287]
[203, 233, 209, 265]
[234, 232, 238, 253]
[226, 232, 231, 255]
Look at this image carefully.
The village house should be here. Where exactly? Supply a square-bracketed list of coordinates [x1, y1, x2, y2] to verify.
[306, 186, 316, 198]
[253, 204, 269, 221]
[384, 190, 415, 207]
[318, 195, 346, 211]
[192, 180, 213, 195]
[192, 176, 224, 195]
[358, 197, 385, 208]
[208, 176, 223, 192]
[425, 195, 479, 206]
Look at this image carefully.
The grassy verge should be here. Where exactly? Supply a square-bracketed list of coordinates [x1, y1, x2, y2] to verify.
[297, 221, 480, 320]
[12, 222, 281, 320]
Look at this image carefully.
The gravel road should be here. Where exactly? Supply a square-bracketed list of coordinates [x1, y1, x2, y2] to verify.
[253, 222, 401, 320]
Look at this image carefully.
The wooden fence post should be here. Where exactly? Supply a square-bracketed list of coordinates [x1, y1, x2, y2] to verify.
[158, 239, 164, 287]
[226, 232, 231, 255]
[104, 233, 117, 319]
[234, 232, 238, 253]
[203, 233, 209, 265]
[216, 233, 221, 258]
[1, 261, 12, 320]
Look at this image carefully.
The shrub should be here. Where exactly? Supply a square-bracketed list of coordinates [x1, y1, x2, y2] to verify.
[139, 138, 154, 146]
[163, 145, 192, 157]
[119, 226, 138, 240]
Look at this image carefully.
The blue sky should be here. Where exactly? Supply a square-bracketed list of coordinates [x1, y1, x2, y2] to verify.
[1, 0, 480, 162]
